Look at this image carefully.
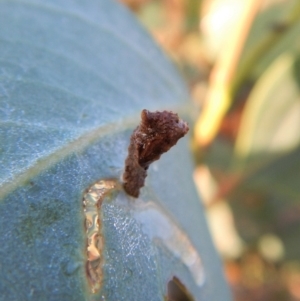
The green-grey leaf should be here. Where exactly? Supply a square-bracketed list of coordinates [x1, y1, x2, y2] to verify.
[0, 1, 230, 300]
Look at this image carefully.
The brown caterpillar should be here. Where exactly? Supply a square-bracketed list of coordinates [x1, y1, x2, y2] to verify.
[123, 110, 189, 197]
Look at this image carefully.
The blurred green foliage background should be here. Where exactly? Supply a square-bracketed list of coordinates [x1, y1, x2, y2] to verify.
[119, 0, 300, 300]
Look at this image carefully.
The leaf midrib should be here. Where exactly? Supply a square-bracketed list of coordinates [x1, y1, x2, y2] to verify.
[0, 103, 187, 201]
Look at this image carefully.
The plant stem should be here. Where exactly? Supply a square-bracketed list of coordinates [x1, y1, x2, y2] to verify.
[195, 0, 261, 146]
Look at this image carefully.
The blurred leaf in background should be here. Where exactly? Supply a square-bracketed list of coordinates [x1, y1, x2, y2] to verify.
[121, 0, 300, 300]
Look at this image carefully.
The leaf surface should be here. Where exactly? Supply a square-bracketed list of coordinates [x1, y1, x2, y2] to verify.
[0, 1, 230, 300]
